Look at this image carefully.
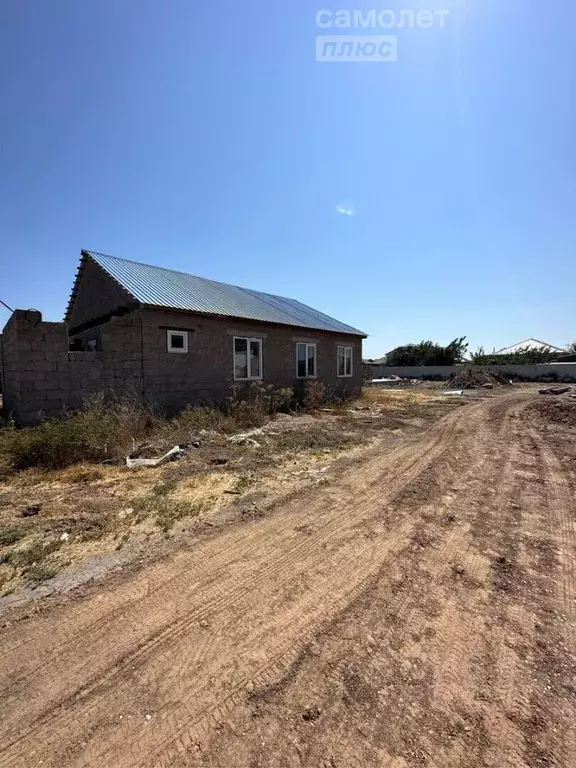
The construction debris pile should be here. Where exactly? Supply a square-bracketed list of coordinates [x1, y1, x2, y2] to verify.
[445, 368, 513, 390]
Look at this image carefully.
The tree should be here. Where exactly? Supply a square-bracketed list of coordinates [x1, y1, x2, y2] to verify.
[470, 345, 558, 365]
[386, 337, 468, 366]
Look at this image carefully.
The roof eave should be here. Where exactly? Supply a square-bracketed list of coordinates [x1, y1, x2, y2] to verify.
[139, 303, 367, 338]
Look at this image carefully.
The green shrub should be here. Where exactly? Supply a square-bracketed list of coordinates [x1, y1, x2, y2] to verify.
[0, 385, 303, 474]
[0, 394, 153, 471]
[386, 338, 469, 366]
[0, 525, 26, 546]
[470, 345, 560, 365]
[300, 380, 328, 411]
[226, 383, 294, 429]
[26, 563, 60, 583]
[8, 539, 62, 568]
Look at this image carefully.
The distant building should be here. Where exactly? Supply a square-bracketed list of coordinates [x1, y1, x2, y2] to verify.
[493, 338, 565, 355]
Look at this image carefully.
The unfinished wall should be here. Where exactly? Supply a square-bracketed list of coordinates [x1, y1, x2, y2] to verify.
[1, 307, 363, 425]
[67, 256, 137, 332]
[1, 310, 143, 425]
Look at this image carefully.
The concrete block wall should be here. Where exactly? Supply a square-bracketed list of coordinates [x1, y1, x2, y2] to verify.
[1, 310, 144, 425]
[1, 307, 363, 425]
[138, 309, 363, 412]
[366, 363, 576, 382]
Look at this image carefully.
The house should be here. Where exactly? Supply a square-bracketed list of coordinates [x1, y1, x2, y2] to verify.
[493, 338, 565, 356]
[1, 250, 366, 424]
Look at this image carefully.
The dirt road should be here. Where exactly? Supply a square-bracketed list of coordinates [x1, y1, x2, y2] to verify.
[0, 393, 575, 767]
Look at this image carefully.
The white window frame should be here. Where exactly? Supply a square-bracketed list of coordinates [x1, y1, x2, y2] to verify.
[337, 345, 353, 377]
[167, 329, 188, 354]
[296, 342, 317, 379]
[233, 336, 263, 381]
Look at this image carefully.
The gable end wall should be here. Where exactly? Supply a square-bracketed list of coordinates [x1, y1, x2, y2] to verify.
[67, 257, 137, 332]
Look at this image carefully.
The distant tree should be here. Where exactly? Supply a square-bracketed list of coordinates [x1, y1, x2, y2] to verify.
[386, 337, 468, 366]
[470, 344, 557, 365]
[567, 341, 576, 353]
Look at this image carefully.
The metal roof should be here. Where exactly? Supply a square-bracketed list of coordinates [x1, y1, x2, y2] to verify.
[495, 338, 565, 355]
[75, 251, 366, 337]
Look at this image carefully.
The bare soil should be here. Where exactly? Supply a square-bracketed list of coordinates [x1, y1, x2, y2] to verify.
[0, 389, 455, 601]
[0, 391, 575, 767]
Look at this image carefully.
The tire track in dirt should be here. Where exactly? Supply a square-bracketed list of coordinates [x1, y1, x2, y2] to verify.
[0, 404, 466, 767]
[3, 393, 570, 768]
[466, 405, 575, 768]
[170, 395, 575, 768]
[465, 406, 538, 767]
[525, 422, 576, 763]
[528, 425, 576, 641]
[184, 399, 525, 768]
[103, 401, 503, 768]
[143, 396, 520, 766]
[1, 419, 451, 661]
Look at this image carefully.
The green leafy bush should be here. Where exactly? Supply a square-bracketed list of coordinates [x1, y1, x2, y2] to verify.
[386, 338, 468, 366]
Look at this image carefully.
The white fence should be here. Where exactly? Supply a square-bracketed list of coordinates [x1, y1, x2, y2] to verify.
[366, 364, 576, 382]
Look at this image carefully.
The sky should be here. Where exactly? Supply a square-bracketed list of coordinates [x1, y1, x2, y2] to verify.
[1, 0, 574, 358]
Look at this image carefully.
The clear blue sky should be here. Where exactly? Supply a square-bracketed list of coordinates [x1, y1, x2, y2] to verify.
[1, 0, 574, 357]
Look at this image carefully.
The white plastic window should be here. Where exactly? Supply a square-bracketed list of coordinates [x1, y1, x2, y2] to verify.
[167, 330, 188, 353]
[234, 337, 262, 380]
[337, 346, 353, 377]
[296, 343, 317, 378]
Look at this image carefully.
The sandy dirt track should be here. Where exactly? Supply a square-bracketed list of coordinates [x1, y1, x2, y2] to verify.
[0, 393, 575, 767]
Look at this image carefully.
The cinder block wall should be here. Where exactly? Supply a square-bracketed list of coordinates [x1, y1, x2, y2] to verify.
[1, 308, 363, 425]
[138, 309, 363, 412]
[1, 310, 144, 425]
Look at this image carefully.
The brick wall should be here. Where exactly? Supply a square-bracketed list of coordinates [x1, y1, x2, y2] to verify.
[1, 308, 363, 425]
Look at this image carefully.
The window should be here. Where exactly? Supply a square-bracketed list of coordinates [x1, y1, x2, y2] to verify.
[86, 338, 98, 352]
[234, 337, 262, 380]
[337, 346, 353, 377]
[167, 330, 188, 353]
[296, 342, 316, 378]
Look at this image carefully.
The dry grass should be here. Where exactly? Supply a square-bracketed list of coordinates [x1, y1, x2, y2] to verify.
[0, 387, 459, 597]
[0, 384, 294, 475]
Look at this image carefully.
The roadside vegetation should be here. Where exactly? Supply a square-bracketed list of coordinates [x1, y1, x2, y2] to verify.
[0, 384, 295, 473]
[0, 384, 458, 598]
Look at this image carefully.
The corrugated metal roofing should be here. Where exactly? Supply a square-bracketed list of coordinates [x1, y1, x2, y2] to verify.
[76, 251, 366, 337]
[495, 338, 565, 355]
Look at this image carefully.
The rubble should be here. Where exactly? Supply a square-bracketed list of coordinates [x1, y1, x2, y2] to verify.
[126, 445, 187, 469]
[445, 369, 512, 390]
[228, 428, 264, 448]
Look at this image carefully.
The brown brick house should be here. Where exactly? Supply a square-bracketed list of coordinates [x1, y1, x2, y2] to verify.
[1, 251, 366, 424]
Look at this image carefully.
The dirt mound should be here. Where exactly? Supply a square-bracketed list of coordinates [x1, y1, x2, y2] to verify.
[533, 399, 576, 427]
[445, 368, 513, 390]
